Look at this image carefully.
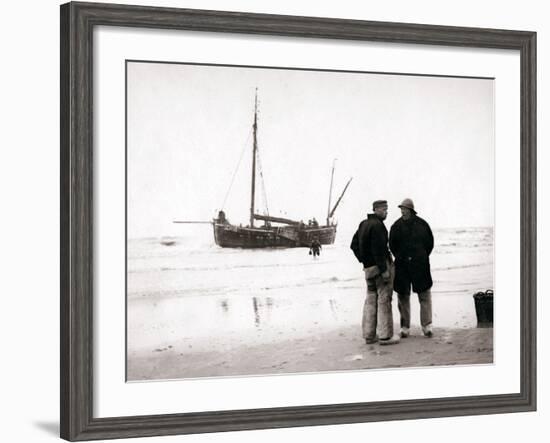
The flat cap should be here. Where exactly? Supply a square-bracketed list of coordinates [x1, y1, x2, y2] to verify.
[372, 200, 388, 210]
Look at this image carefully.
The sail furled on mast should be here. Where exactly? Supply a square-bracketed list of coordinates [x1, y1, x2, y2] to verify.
[253, 214, 300, 226]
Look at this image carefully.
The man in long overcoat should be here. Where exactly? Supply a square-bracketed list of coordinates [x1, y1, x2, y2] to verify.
[389, 198, 434, 338]
[351, 200, 400, 345]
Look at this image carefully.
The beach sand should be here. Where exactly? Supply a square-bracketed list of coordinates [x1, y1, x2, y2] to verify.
[127, 228, 494, 381]
[127, 325, 493, 381]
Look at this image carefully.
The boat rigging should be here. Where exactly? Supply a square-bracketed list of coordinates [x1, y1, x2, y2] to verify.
[174, 89, 352, 248]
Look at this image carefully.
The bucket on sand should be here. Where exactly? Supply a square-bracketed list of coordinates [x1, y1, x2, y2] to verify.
[473, 289, 493, 327]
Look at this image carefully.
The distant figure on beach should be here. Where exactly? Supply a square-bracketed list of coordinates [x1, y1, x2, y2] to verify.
[309, 238, 321, 259]
[350, 200, 400, 346]
[390, 198, 434, 338]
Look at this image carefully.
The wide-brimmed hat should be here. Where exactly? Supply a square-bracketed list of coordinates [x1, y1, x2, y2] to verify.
[398, 198, 416, 213]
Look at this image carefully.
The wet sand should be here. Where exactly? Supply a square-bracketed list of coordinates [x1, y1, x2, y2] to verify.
[127, 229, 493, 381]
[127, 325, 493, 381]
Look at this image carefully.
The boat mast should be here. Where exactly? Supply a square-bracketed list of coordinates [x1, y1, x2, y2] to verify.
[326, 159, 336, 225]
[329, 177, 353, 219]
[250, 89, 258, 228]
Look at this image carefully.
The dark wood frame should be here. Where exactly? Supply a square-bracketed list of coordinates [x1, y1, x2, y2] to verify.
[60, 1, 537, 441]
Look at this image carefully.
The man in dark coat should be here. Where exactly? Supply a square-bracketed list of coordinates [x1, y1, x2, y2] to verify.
[350, 200, 400, 345]
[309, 238, 321, 258]
[389, 198, 434, 338]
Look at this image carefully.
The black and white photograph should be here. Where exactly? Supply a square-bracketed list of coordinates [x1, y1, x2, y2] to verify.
[126, 60, 494, 381]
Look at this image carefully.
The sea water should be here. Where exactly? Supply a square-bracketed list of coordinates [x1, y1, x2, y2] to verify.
[127, 227, 493, 353]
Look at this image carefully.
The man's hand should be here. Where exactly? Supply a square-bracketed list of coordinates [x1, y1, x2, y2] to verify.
[381, 269, 391, 283]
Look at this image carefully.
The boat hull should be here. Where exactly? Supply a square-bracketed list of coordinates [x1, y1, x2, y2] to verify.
[213, 223, 336, 248]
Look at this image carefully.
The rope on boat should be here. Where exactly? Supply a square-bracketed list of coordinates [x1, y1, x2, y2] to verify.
[256, 147, 270, 217]
[220, 127, 252, 210]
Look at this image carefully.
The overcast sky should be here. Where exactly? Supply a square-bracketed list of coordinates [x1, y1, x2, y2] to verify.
[127, 61, 494, 239]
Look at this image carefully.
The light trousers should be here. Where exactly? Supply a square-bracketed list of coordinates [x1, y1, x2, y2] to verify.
[362, 269, 394, 341]
[397, 289, 432, 329]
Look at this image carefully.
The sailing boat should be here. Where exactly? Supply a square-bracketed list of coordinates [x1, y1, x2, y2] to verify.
[175, 90, 352, 248]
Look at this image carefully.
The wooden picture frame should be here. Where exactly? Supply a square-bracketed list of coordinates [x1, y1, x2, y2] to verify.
[60, 1, 536, 440]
